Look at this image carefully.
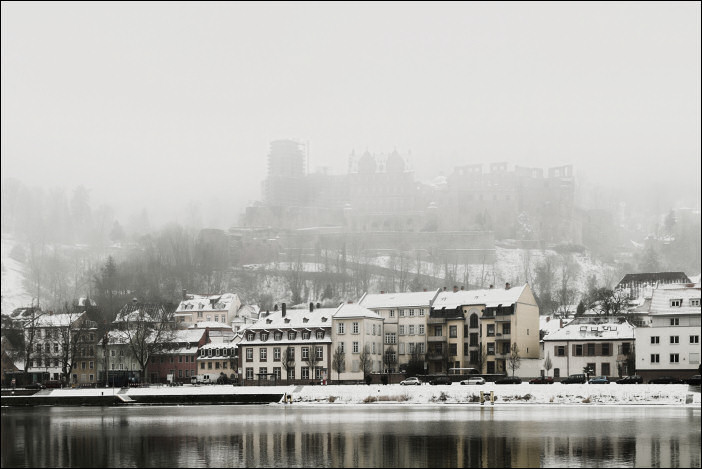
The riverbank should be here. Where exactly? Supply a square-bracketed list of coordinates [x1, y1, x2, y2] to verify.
[2, 382, 700, 407]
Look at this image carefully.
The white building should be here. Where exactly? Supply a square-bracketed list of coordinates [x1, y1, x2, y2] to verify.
[331, 303, 385, 381]
[358, 290, 439, 372]
[542, 318, 636, 379]
[634, 283, 701, 381]
[174, 292, 242, 327]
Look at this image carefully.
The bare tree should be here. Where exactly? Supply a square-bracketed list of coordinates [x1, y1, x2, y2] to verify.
[332, 345, 345, 383]
[508, 343, 521, 377]
[544, 352, 553, 377]
[359, 345, 372, 381]
[383, 345, 397, 374]
[114, 303, 177, 383]
[472, 343, 487, 374]
[282, 346, 296, 384]
[305, 345, 321, 382]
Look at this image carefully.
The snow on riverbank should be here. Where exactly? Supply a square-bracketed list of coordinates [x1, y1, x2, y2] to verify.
[30, 383, 702, 406]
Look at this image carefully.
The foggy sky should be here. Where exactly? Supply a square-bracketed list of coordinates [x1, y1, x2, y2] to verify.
[2, 2, 700, 228]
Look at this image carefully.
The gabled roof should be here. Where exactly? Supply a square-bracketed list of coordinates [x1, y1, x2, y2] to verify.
[649, 284, 701, 316]
[333, 303, 382, 320]
[359, 290, 439, 309]
[432, 285, 527, 309]
[34, 312, 85, 328]
[175, 293, 240, 313]
[617, 272, 690, 287]
[249, 308, 338, 330]
[543, 319, 635, 341]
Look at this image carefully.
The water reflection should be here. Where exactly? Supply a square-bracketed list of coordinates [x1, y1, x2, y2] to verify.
[2, 406, 700, 468]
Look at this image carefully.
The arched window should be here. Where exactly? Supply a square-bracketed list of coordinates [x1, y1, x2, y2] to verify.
[469, 313, 479, 329]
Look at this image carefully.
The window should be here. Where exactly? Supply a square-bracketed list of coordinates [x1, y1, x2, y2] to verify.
[601, 363, 610, 376]
[556, 346, 566, 357]
[337, 323, 345, 334]
[261, 332, 269, 341]
[389, 310, 395, 318]
[247, 333, 255, 341]
[409, 309, 415, 317]
[601, 343, 611, 356]
[487, 343, 495, 355]
[449, 343, 457, 356]
[651, 336, 660, 344]
[651, 353, 661, 364]
[302, 347, 310, 360]
[417, 343, 425, 354]
[274, 332, 282, 341]
[287, 348, 295, 360]
[385, 333, 396, 344]
[587, 343, 595, 356]
[316, 330, 325, 340]
[574, 344, 583, 356]
[273, 367, 281, 380]
[502, 324, 510, 335]
[419, 309, 425, 317]
[316, 346, 323, 360]
[246, 368, 254, 380]
[670, 299, 682, 307]
[338, 342, 345, 353]
[302, 331, 310, 340]
[670, 336, 679, 344]
[434, 326, 443, 337]
[352, 322, 359, 334]
[469, 314, 479, 328]
[586, 363, 596, 374]
[418, 325, 425, 335]
[486, 324, 495, 337]
[260, 348, 267, 361]
[691, 299, 700, 307]
[409, 325, 415, 335]
[301, 366, 310, 380]
[288, 331, 296, 340]
[670, 353, 679, 363]
[54, 343, 59, 353]
[399, 325, 405, 335]
[691, 335, 700, 344]
[449, 326, 457, 338]
[399, 309, 405, 317]
[246, 348, 253, 362]
[89, 361, 94, 369]
[670, 318, 679, 326]
[353, 342, 359, 354]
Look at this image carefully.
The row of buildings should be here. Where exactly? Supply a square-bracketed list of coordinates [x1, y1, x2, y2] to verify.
[2, 276, 700, 387]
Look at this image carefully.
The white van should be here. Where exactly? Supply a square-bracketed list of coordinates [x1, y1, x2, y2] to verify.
[190, 374, 212, 385]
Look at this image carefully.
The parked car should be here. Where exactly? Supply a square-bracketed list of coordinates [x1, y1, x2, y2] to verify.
[460, 377, 486, 385]
[495, 376, 522, 384]
[529, 377, 554, 384]
[616, 375, 643, 384]
[648, 376, 683, 384]
[400, 377, 422, 386]
[684, 375, 701, 385]
[429, 376, 452, 385]
[561, 374, 587, 384]
[25, 383, 45, 390]
[588, 376, 610, 384]
[43, 380, 61, 388]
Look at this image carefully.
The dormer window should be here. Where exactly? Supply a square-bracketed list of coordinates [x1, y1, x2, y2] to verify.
[302, 331, 310, 340]
[261, 332, 269, 342]
[288, 331, 296, 340]
[691, 299, 700, 307]
[316, 330, 325, 339]
[247, 333, 255, 341]
[670, 299, 682, 307]
[274, 332, 283, 341]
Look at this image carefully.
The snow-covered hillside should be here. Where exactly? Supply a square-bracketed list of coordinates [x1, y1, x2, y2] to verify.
[1, 235, 32, 314]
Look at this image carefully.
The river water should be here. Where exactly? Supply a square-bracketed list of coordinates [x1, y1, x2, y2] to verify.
[1, 405, 700, 468]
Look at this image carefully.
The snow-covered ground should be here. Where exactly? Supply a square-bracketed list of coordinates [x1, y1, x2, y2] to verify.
[1, 235, 32, 314]
[29, 382, 701, 407]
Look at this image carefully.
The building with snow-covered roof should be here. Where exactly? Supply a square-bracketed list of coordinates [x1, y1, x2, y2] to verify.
[147, 329, 209, 384]
[634, 283, 701, 382]
[428, 283, 540, 375]
[24, 311, 98, 386]
[331, 302, 384, 382]
[174, 292, 242, 328]
[615, 272, 691, 302]
[542, 318, 635, 379]
[359, 289, 439, 373]
[237, 303, 336, 385]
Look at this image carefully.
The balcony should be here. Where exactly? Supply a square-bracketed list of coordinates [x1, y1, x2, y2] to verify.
[495, 315, 512, 322]
[495, 333, 511, 341]
[427, 335, 445, 343]
[426, 317, 446, 325]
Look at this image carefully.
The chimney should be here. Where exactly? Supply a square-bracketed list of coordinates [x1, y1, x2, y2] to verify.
[505, 282, 511, 290]
[560, 319, 563, 328]
[309, 302, 314, 312]
[316, 302, 321, 309]
[274, 304, 278, 311]
[453, 286, 458, 293]
[281, 303, 286, 317]
[182, 289, 187, 300]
